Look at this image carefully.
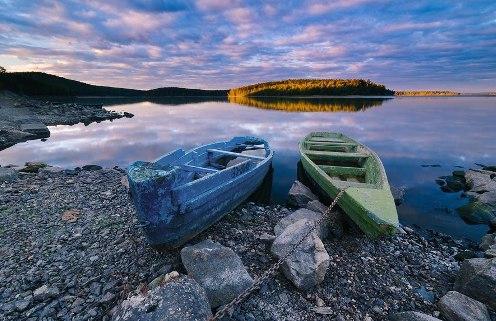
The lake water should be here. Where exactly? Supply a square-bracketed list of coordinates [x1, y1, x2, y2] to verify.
[1, 96, 495, 241]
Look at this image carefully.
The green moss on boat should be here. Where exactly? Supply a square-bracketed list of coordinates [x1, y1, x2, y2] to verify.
[299, 132, 399, 237]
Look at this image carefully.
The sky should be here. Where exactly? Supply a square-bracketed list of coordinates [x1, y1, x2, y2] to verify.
[0, 0, 495, 91]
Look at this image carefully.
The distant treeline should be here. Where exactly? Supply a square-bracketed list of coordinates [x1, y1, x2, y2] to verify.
[229, 79, 394, 97]
[395, 90, 461, 96]
[0, 72, 227, 97]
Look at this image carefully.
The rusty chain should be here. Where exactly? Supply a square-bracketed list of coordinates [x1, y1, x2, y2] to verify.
[210, 188, 346, 321]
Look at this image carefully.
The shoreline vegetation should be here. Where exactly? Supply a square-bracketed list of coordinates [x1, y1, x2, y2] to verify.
[228, 79, 395, 96]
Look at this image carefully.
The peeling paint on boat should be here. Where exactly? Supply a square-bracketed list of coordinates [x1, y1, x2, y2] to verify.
[299, 132, 398, 237]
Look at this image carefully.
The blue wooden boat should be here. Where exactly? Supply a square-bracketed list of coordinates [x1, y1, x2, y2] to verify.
[127, 136, 273, 247]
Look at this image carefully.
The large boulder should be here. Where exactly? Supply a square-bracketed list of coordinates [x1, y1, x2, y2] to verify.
[438, 291, 490, 321]
[112, 274, 211, 321]
[287, 181, 318, 207]
[180, 239, 254, 308]
[457, 202, 495, 225]
[271, 219, 330, 290]
[465, 170, 496, 195]
[274, 208, 329, 239]
[454, 258, 496, 310]
[389, 311, 442, 321]
[306, 200, 327, 213]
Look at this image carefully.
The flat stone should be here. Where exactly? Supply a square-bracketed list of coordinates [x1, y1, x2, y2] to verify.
[389, 311, 442, 321]
[454, 258, 496, 310]
[287, 180, 318, 207]
[19, 122, 49, 136]
[271, 219, 330, 290]
[180, 239, 254, 308]
[82, 164, 103, 171]
[0, 167, 18, 182]
[112, 275, 211, 321]
[438, 291, 490, 321]
[465, 170, 496, 195]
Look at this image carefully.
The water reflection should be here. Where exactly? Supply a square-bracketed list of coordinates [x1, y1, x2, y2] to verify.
[1, 97, 495, 240]
[228, 96, 389, 112]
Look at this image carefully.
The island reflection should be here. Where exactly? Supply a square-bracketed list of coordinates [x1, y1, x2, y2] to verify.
[228, 96, 390, 112]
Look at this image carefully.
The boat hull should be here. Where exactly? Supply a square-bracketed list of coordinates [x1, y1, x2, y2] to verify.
[143, 160, 271, 247]
[299, 132, 398, 237]
[128, 136, 273, 247]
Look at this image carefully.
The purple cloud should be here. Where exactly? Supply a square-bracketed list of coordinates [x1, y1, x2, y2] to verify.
[0, 0, 495, 91]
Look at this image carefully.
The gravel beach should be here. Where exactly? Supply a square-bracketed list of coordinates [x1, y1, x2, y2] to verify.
[1, 166, 490, 320]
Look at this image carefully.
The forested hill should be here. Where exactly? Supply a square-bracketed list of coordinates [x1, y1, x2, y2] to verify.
[0, 72, 227, 97]
[228, 79, 394, 97]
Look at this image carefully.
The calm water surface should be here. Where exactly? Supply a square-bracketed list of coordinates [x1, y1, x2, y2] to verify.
[1, 97, 495, 240]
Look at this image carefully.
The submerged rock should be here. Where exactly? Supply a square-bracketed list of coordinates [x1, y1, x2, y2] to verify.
[438, 291, 490, 321]
[112, 275, 211, 321]
[271, 219, 330, 290]
[458, 201, 495, 225]
[180, 239, 254, 308]
[287, 180, 318, 207]
[389, 311, 441, 321]
[454, 258, 496, 310]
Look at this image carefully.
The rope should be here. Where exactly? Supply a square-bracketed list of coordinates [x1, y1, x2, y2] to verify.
[210, 188, 346, 321]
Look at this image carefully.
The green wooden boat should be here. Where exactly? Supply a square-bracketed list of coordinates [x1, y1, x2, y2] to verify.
[299, 132, 399, 237]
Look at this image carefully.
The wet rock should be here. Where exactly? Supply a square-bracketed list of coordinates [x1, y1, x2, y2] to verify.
[112, 275, 211, 321]
[0, 167, 18, 182]
[391, 186, 405, 205]
[287, 180, 318, 207]
[458, 202, 495, 225]
[389, 311, 442, 321]
[453, 170, 466, 178]
[485, 245, 496, 258]
[82, 164, 103, 171]
[271, 219, 330, 290]
[454, 258, 496, 309]
[180, 239, 254, 308]
[438, 291, 490, 321]
[439, 176, 466, 193]
[454, 250, 477, 261]
[274, 208, 329, 239]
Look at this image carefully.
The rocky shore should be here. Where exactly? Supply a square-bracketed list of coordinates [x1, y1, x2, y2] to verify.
[1, 164, 495, 320]
[0, 91, 133, 151]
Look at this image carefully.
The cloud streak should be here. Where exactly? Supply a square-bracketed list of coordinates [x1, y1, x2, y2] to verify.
[0, 0, 495, 90]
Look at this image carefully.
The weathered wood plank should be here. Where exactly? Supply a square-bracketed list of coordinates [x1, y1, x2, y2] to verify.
[180, 164, 218, 174]
[172, 159, 254, 206]
[318, 165, 366, 176]
[304, 150, 369, 158]
[207, 149, 265, 160]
